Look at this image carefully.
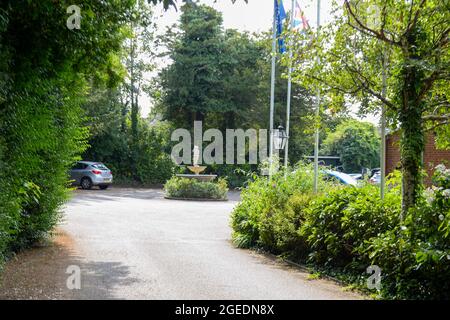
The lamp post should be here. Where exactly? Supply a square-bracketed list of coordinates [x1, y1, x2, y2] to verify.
[274, 125, 288, 151]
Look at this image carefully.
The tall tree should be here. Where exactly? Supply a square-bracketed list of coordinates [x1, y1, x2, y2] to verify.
[155, 8, 326, 163]
[124, 0, 156, 142]
[158, 3, 225, 126]
[289, 0, 450, 214]
[322, 119, 380, 172]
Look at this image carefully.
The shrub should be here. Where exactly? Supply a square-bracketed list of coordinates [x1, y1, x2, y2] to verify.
[230, 162, 325, 250]
[365, 166, 450, 299]
[0, 76, 87, 265]
[301, 182, 401, 269]
[208, 164, 255, 189]
[230, 175, 271, 248]
[0, 1, 137, 268]
[270, 192, 312, 257]
[365, 223, 450, 300]
[231, 164, 450, 299]
[83, 121, 175, 186]
[164, 177, 228, 200]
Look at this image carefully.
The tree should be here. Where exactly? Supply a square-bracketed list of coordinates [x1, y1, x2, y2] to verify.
[149, 0, 247, 10]
[288, 0, 450, 214]
[0, 0, 245, 263]
[322, 119, 380, 172]
[155, 6, 322, 161]
[0, 0, 141, 257]
[158, 3, 226, 126]
[123, 0, 156, 142]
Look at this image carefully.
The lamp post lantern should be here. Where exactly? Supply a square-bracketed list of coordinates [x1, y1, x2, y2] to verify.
[274, 125, 288, 150]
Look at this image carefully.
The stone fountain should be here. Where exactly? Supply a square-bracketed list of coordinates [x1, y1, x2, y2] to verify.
[176, 146, 217, 182]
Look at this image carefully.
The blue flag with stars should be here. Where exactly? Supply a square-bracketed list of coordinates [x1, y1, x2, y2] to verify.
[275, 0, 287, 53]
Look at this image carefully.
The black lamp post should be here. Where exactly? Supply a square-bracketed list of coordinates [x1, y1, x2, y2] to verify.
[274, 125, 288, 150]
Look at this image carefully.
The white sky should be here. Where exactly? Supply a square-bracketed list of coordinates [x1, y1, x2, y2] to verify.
[153, 0, 334, 33]
[140, 0, 379, 124]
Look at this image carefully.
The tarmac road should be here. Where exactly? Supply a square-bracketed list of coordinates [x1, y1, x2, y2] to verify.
[59, 187, 362, 300]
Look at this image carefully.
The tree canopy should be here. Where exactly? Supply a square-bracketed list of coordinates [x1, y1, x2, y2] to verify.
[288, 0, 450, 213]
[322, 119, 380, 173]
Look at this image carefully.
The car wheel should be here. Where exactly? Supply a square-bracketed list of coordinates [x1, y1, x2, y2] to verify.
[99, 185, 109, 190]
[81, 177, 93, 190]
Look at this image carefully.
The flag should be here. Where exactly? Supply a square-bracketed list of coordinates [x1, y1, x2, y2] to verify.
[293, 1, 310, 33]
[275, 0, 287, 53]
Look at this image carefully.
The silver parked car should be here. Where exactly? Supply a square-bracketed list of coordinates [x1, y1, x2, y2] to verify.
[369, 171, 382, 185]
[70, 161, 113, 190]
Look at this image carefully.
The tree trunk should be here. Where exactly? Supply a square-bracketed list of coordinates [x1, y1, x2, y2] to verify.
[131, 94, 139, 142]
[195, 111, 205, 122]
[399, 103, 424, 215]
[398, 29, 426, 216]
[221, 111, 235, 134]
[226, 111, 235, 129]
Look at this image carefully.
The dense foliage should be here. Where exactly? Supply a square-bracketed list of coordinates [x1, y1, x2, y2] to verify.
[0, 0, 140, 265]
[154, 3, 353, 184]
[81, 86, 175, 185]
[231, 162, 327, 250]
[288, 0, 450, 213]
[164, 177, 228, 200]
[0, 0, 177, 266]
[321, 120, 380, 172]
[231, 164, 450, 299]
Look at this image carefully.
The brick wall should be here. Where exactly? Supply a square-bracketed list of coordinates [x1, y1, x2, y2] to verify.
[385, 132, 450, 185]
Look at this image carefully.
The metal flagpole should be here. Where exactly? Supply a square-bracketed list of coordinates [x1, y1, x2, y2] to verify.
[313, 0, 321, 193]
[269, 2, 277, 179]
[284, 0, 295, 169]
[380, 53, 387, 199]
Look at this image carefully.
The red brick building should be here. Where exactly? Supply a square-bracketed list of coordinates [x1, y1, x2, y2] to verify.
[386, 132, 450, 185]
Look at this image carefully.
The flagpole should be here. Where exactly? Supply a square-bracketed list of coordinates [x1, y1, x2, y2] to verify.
[284, 0, 295, 170]
[313, 0, 321, 193]
[269, 1, 277, 179]
[380, 53, 387, 199]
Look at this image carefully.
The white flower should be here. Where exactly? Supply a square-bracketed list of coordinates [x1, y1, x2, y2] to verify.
[424, 188, 435, 204]
[443, 189, 450, 199]
[435, 164, 446, 173]
[439, 214, 445, 221]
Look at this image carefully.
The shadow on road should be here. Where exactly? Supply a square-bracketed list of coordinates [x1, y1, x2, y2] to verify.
[0, 230, 138, 300]
[68, 188, 166, 205]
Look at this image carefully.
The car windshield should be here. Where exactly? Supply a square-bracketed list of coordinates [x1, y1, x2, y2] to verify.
[92, 163, 108, 170]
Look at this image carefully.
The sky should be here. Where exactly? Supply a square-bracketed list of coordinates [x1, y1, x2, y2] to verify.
[141, 0, 379, 125]
[153, 0, 334, 33]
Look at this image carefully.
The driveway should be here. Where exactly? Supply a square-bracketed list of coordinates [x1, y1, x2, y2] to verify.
[51, 187, 361, 299]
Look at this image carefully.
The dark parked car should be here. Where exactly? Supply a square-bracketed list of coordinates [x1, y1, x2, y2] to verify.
[70, 161, 113, 190]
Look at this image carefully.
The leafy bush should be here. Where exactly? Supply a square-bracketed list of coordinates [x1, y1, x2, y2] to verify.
[83, 120, 175, 186]
[365, 166, 450, 299]
[230, 162, 326, 250]
[208, 164, 255, 189]
[301, 182, 401, 269]
[164, 177, 228, 200]
[0, 0, 137, 267]
[0, 76, 87, 262]
[231, 165, 450, 299]
[270, 192, 312, 257]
